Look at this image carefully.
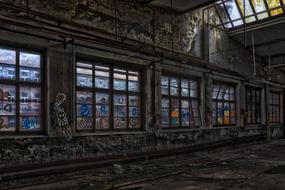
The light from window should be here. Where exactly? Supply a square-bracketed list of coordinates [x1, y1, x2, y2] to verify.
[212, 83, 236, 126]
[0, 48, 42, 132]
[161, 76, 201, 128]
[269, 91, 281, 123]
[246, 87, 261, 124]
[76, 62, 141, 131]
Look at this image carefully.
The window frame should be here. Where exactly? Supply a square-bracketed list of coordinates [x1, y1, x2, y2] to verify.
[0, 45, 44, 134]
[269, 91, 281, 124]
[75, 59, 143, 132]
[212, 82, 236, 127]
[161, 73, 202, 129]
[246, 86, 261, 124]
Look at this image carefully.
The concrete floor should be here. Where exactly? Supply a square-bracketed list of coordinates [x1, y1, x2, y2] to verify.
[2, 139, 285, 190]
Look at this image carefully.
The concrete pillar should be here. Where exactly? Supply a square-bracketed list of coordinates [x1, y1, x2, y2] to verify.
[47, 46, 75, 137]
[205, 74, 213, 128]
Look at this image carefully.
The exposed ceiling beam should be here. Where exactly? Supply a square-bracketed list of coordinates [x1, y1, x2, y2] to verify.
[261, 52, 285, 59]
[246, 38, 285, 49]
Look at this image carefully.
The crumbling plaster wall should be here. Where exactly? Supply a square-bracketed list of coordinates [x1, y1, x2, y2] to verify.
[0, 127, 270, 167]
[0, 0, 203, 57]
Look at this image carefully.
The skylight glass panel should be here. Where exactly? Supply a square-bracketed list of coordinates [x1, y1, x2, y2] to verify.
[251, 0, 269, 20]
[266, 0, 283, 16]
[224, 0, 244, 26]
[236, 0, 256, 23]
[216, 1, 233, 28]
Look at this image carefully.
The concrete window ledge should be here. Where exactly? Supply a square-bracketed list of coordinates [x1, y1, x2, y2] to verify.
[0, 135, 48, 140]
[76, 131, 147, 137]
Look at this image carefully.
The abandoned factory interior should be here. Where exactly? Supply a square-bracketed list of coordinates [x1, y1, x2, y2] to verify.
[1, 0, 285, 189]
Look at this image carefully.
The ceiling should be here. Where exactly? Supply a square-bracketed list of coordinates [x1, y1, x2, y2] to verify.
[148, 0, 216, 12]
[232, 20, 285, 59]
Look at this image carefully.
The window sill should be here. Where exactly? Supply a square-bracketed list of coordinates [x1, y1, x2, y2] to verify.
[0, 134, 48, 140]
[75, 131, 147, 136]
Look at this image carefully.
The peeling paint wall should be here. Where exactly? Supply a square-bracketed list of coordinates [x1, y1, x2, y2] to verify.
[0, 0, 203, 56]
[0, 126, 271, 167]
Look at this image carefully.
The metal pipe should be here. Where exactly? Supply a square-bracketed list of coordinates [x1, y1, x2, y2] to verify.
[252, 31, 256, 76]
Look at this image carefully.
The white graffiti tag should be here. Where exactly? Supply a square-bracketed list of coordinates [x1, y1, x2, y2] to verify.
[53, 93, 72, 142]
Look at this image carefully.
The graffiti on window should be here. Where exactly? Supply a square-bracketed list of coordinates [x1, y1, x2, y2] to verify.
[161, 76, 201, 128]
[212, 84, 236, 126]
[76, 62, 141, 131]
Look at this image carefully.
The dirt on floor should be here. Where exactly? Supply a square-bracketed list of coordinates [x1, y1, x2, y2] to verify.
[1, 139, 285, 190]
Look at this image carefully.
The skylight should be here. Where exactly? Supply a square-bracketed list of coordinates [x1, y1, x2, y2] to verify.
[216, 0, 285, 29]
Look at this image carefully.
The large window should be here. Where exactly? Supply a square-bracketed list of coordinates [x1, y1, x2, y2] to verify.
[0, 47, 42, 132]
[246, 87, 261, 124]
[161, 75, 201, 128]
[269, 91, 281, 123]
[76, 61, 141, 131]
[212, 83, 236, 126]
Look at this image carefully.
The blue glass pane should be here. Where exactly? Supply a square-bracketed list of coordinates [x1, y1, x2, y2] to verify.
[20, 87, 41, 103]
[114, 117, 127, 129]
[171, 117, 179, 127]
[128, 81, 140, 92]
[20, 68, 40, 82]
[114, 79, 126, 90]
[95, 77, 109, 89]
[76, 91, 93, 104]
[129, 118, 140, 128]
[20, 52, 41, 68]
[0, 84, 16, 100]
[181, 109, 190, 126]
[170, 87, 179, 96]
[216, 1, 232, 28]
[161, 98, 169, 108]
[114, 106, 127, 117]
[162, 109, 169, 118]
[129, 96, 140, 106]
[96, 117, 109, 129]
[77, 75, 93, 87]
[0, 49, 16, 65]
[162, 117, 169, 128]
[96, 93, 109, 104]
[181, 88, 189, 97]
[0, 101, 16, 115]
[0, 116, 16, 131]
[20, 102, 41, 116]
[96, 105, 109, 116]
[129, 107, 139, 117]
[77, 117, 93, 129]
[114, 94, 127, 105]
[77, 104, 93, 117]
[0, 65, 16, 80]
[181, 100, 189, 108]
[20, 116, 40, 130]
[225, 0, 243, 26]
